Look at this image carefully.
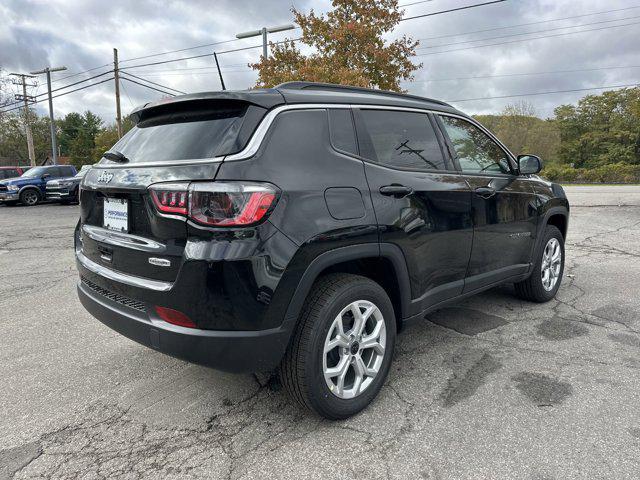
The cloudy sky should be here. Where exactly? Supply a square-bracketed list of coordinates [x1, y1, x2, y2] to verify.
[1, 0, 639, 123]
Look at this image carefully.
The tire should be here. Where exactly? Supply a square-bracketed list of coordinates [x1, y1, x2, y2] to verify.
[280, 273, 396, 420]
[515, 225, 565, 302]
[19, 189, 41, 206]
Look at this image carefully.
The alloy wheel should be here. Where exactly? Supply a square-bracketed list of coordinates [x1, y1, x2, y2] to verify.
[23, 191, 39, 205]
[541, 237, 562, 291]
[322, 300, 386, 399]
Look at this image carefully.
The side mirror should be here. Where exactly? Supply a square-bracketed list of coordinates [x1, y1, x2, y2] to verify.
[517, 154, 543, 175]
[41, 173, 51, 180]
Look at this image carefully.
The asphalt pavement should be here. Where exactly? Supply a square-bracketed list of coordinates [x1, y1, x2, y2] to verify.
[1, 185, 639, 479]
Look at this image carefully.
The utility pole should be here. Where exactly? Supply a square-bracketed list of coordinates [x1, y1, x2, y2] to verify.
[30, 65, 67, 165]
[236, 24, 296, 60]
[113, 48, 122, 139]
[9, 73, 37, 166]
[213, 52, 226, 90]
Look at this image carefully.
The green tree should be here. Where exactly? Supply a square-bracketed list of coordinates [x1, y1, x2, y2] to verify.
[554, 87, 640, 168]
[475, 102, 560, 164]
[0, 110, 52, 164]
[92, 117, 133, 163]
[58, 111, 103, 168]
[250, 0, 420, 91]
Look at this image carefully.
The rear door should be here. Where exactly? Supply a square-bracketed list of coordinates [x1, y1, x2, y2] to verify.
[435, 114, 538, 291]
[354, 108, 473, 313]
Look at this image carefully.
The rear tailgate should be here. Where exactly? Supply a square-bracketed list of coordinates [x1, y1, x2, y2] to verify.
[80, 163, 220, 282]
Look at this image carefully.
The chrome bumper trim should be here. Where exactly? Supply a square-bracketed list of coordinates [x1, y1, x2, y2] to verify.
[76, 248, 172, 292]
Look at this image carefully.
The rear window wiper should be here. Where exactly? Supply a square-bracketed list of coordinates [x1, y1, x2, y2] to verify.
[103, 150, 130, 163]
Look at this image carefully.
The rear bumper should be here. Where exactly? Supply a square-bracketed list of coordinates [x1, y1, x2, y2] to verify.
[77, 279, 291, 373]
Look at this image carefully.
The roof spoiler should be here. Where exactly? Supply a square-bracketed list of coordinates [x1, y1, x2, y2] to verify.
[129, 89, 286, 124]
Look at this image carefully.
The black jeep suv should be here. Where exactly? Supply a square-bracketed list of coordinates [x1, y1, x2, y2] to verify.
[76, 82, 569, 419]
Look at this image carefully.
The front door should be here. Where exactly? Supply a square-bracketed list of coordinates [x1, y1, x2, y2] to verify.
[436, 114, 538, 292]
[353, 108, 474, 313]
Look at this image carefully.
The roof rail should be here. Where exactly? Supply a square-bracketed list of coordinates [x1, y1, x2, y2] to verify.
[276, 81, 451, 107]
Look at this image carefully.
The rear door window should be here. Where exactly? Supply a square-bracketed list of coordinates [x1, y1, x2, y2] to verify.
[106, 106, 246, 164]
[357, 109, 447, 171]
[328, 109, 358, 156]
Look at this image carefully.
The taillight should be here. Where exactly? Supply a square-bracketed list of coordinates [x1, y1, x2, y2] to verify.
[155, 306, 196, 328]
[189, 182, 276, 226]
[148, 181, 278, 227]
[150, 183, 189, 215]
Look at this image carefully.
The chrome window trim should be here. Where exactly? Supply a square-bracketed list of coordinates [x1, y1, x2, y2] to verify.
[76, 248, 173, 292]
[224, 103, 518, 166]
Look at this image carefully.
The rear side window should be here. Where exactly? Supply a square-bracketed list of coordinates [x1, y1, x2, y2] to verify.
[106, 107, 246, 164]
[328, 109, 358, 156]
[358, 110, 446, 170]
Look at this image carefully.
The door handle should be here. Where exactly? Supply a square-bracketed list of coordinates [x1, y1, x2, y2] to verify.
[474, 186, 496, 199]
[380, 185, 414, 198]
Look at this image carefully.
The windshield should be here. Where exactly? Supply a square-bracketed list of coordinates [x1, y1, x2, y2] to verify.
[21, 167, 48, 178]
[102, 107, 245, 164]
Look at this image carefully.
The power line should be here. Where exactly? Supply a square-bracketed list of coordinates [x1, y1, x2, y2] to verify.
[50, 77, 114, 100]
[0, 77, 114, 114]
[51, 64, 112, 84]
[119, 38, 243, 64]
[416, 4, 640, 41]
[2, 70, 115, 110]
[416, 20, 640, 56]
[120, 72, 186, 94]
[407, 65, 640, 82]
[446, 83, 639, 102]
[120, 79, 135, 108]
[400, 0, 507, 22]
[119, 38, 301, 71]
[399, 0, 438, 7]
[120, 77, 177, 97]
[417, 14, 640, 50]
[119, 70, 250, 77]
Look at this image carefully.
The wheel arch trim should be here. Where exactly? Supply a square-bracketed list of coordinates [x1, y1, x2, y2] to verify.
[281, 243, 412, 333]
[536, 206, 568, 256]
[17, 185, 42, 199]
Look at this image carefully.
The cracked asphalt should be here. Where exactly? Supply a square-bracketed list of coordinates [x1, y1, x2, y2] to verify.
[1, 185, 639, 479]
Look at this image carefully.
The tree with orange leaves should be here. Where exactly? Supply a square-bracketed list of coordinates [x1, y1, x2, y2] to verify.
[250, 0, 420, 92]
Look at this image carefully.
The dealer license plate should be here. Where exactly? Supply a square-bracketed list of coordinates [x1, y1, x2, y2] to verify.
[103, 198, 129, 232]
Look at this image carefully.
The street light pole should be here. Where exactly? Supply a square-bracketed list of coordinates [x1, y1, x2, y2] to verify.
[236, 24, 296, 60]
[30, 65, 67, 165]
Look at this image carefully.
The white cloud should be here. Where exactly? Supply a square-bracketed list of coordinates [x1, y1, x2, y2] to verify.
[1, 0, 638, 121]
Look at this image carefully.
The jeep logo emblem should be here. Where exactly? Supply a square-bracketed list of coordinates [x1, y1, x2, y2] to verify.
[97, 171, 114, 184]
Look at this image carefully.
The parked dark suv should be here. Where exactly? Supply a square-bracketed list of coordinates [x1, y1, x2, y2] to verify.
[76, 82, 569, 419]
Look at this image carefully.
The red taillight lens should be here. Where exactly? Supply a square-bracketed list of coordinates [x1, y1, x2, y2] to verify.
[155, 306, 197, 328]
[150, 184, 189, 215]
[190, 183, 277, 226]
[149, 181, 278, 227]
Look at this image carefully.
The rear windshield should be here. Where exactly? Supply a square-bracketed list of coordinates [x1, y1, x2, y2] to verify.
[102, 107, 245, 164]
